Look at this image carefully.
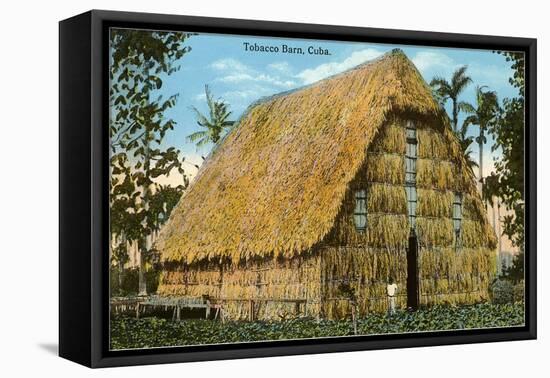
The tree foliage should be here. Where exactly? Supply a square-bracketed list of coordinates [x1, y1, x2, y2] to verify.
[499, 51, 525, 97]
[461, 85, 500, 193]
[456, 118, 479, 173]
[430, 66, 478, 173]
[430, 66, 472, 132]
[499, 252, 525, 284]
[109, 29, 193, 267]
[187, 85, 235, 148]
[485, 52, 525, 250]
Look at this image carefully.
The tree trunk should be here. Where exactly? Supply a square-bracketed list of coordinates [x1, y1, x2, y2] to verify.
[491, 196, 499, 270]
[118, 262, 123, 292]
[138, 63, 152, 297]
[117, 233, 123, 294]
[491, 197, 497, 235]
[120, 231, 126, 285]
[478, 129, 484, 194]
[497, 200, 502, 255]
[138, 240, 147, 296]
[452, 99, 458, 133]
[138, 147, 151, 297]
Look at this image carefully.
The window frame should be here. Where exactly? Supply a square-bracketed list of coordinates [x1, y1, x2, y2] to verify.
[452, 192, 463, 248]
[405, 121, 418, 230]
[353, 188, 368, 232]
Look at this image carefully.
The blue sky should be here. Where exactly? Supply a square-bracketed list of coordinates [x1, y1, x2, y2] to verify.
[137, 31, 521, 183]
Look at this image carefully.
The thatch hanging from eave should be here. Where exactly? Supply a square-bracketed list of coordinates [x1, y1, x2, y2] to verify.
[156, 49, 457, 264]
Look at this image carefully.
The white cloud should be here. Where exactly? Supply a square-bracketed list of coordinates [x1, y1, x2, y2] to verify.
[468, 63, 514, 89]
[267, 61, 292, 74]
[223, 89, 260, 100]
[217, 72, 296, 88]
[217, 72, 255, 83]
[209, 58, 249, 72]
[194, 93, 207, 102]
[295, 48, 383, 85]
[222, 85, 275, 101]
[412, 51, 456, 72]
[411, 50, 516, 94]
[256, 74, 296, 88]
[210, 57, 297, 91]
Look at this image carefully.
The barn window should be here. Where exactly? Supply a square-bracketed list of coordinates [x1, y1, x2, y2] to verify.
[405, 121, 418, 229]
[453, 192, 463, 247]
[354, 189, 367, 232]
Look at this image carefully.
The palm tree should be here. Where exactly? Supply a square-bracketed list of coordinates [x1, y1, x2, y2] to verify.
[430, 66, 472, 132]
[482, 174, 500, 237]
[456, 122, 479, 174]
[187, 85, 235, 148]
[461, 85, 499, 192]
[459, 130, 479, 173]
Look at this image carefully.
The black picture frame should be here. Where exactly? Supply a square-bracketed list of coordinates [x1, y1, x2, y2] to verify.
[59, 9, 537, 368]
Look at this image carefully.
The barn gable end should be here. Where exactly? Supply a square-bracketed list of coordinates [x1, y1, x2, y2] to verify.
[319, 114, 496, 316]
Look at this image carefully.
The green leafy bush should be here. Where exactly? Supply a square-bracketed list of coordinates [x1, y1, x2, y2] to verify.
[145, 269, 161, 293]
[513, 280, 525, 302]
[110, 268, 161, 296]
[110, 303, 524, 350]
[490, 279, 515, 304]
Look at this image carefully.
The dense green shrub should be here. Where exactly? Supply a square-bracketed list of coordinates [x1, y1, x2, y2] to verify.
[110, 267, 135, 296]
[145, 269, 161, 293]
[110, 267, 161, 296]
[490, 279, 515, 304]
[513, 280, 525, 302]
[110, 303, 525, 350]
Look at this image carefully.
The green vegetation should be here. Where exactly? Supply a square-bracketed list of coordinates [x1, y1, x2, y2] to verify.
[187, 85, 235, 148]
[490, 279, 524, 304]
[110, 268, 161, 297]
[485, 52, 526, 282]
[430, 52, 526, 283]
[109, 29, 193, 294]
[430, 66, 479, 173]
[486, 52, 526, 255]
[111, 303, 524, 349]
[461, 85, 500, 191]
[430, 65, 472, 133]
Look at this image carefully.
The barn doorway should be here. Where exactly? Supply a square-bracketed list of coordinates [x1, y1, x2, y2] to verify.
[406, 229, 419, 310]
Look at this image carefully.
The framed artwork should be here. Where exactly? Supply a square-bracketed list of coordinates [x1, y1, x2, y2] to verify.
[59, 10, 536, 368]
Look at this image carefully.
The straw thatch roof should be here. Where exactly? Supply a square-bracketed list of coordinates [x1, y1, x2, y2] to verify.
[156, 49, 486, 264]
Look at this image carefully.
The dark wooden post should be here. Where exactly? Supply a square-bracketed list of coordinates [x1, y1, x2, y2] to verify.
[248, 300, 254, 321]
[407, 228, 420, 310]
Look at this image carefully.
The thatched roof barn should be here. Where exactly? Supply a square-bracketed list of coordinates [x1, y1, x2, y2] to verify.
[155, 49, 497, 320]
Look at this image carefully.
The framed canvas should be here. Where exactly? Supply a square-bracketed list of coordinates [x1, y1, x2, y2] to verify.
[59, 10, 537, 368]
